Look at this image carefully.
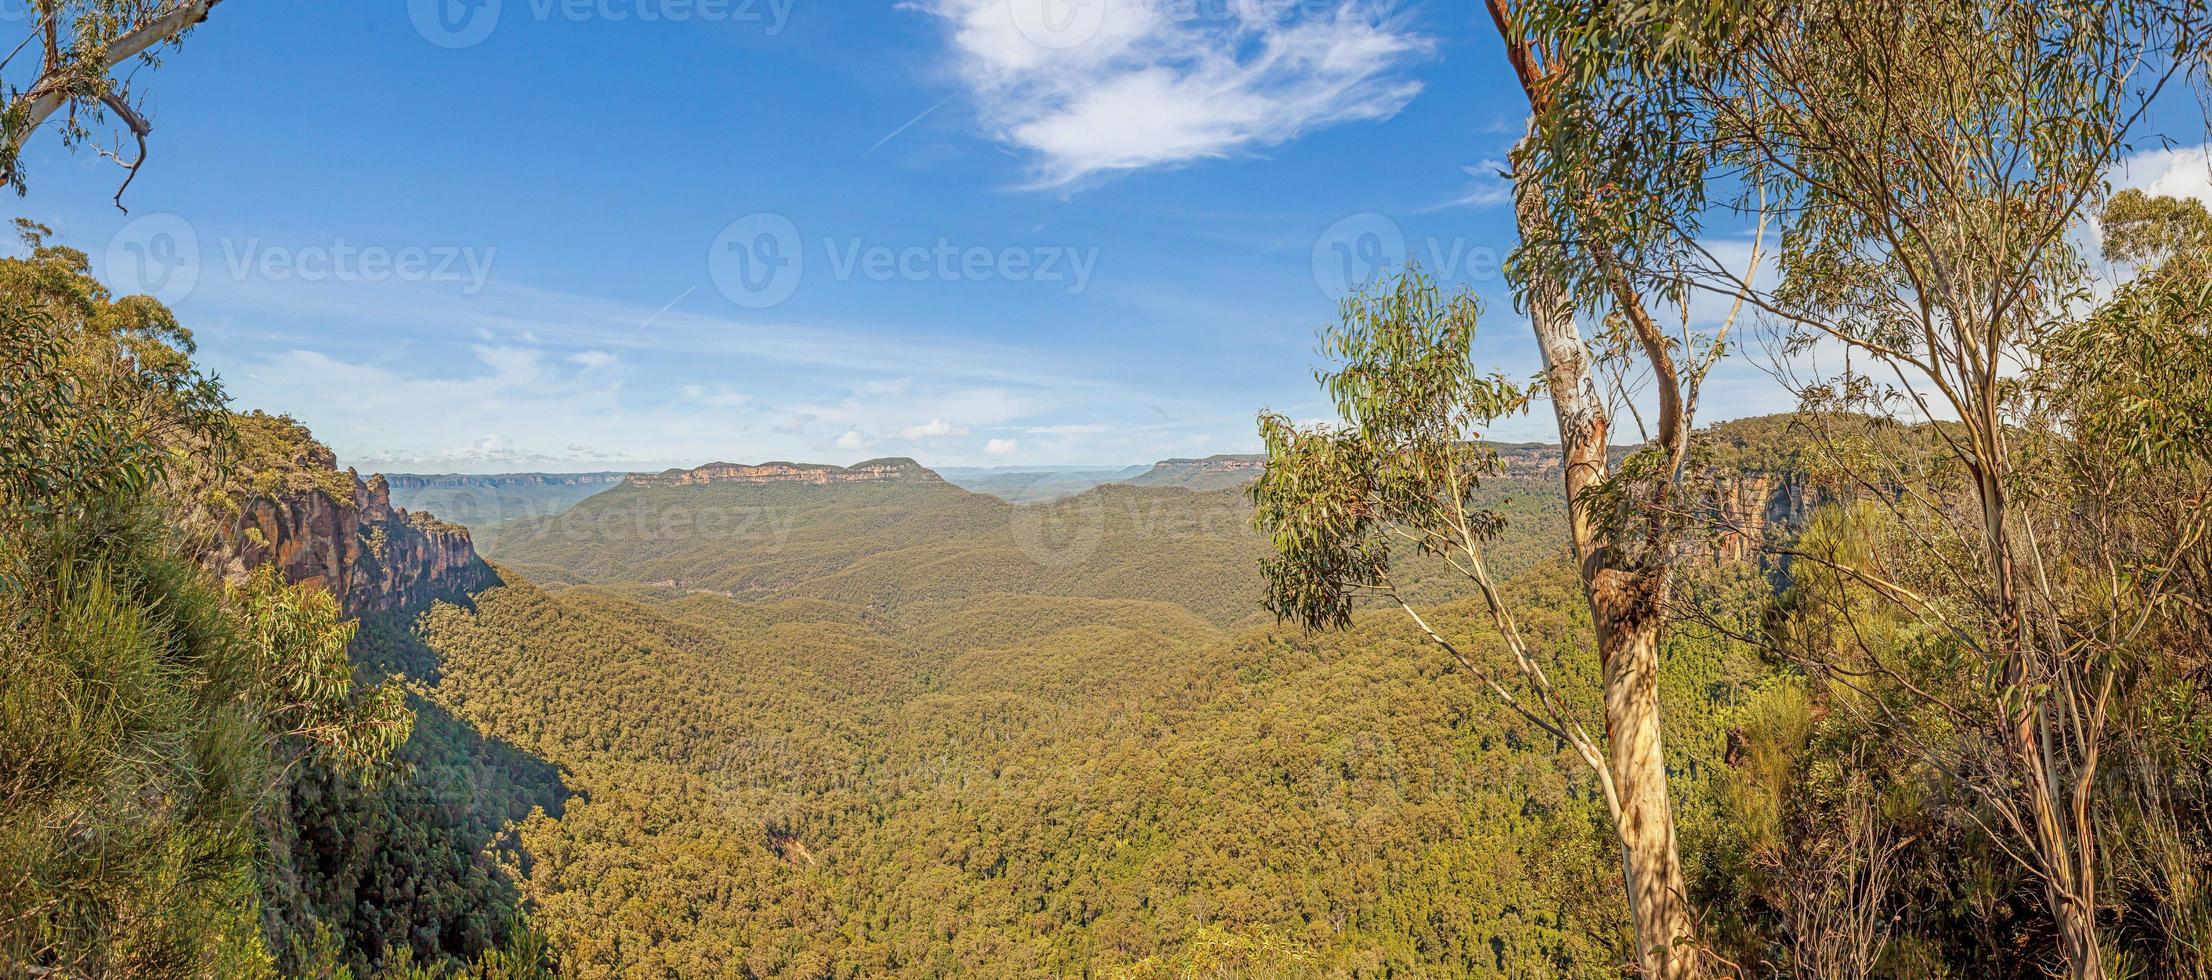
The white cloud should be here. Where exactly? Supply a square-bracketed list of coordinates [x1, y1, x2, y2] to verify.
[186, 246, 1265, 471]
[243, 347, 647, 472]
[919, 0, 1431, 185]
[2115, 144, 2212, 206]
[1433, 159, 1512, 210]
[569, 349, 618, 370]
[836, 429, 867, 450]
[903, 418, 971, 439]
[986, 437, 1019, 455]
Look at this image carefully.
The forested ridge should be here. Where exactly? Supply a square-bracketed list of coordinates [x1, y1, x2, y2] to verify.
[410, 557, 1763, 976]
[484, 472, 1570, 631]
[5, 0, 2212, 976]
[10, 210, 2211, 973]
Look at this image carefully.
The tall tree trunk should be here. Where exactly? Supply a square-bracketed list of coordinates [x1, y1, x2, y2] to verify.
[1516, 154, 1700, 980]
[1978, 455, 2104, 980]
[1592, 578, 1696, 979]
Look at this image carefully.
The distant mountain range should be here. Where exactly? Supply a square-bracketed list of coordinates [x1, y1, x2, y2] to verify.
[1120, 454, 1266, 491]
[383, 471, 630, 528]
[935, 464, 1153, 502]
[377, 457, 1203, 522]
[373, 422, 1809, 548]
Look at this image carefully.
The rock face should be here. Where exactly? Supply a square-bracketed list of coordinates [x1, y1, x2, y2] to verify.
[221, 470, 493, 616]
[1701, 470, 1824, 565]
[1148, 454, 1266, 475]
[1489, 442, 1567, 478]
[1122, 455, 1267, 491]
[626, 458, 943, 488]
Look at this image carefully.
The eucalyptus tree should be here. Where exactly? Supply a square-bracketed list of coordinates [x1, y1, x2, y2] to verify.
[1254, 180, 1750, 980]
[1258, 0, 1777, 967]
[0, 0, 226, 204]
[1502, 0, 2212, 974]
[0, 223, 415, 971]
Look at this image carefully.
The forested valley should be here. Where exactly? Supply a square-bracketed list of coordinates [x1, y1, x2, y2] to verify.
[6, 1, 2212, 978]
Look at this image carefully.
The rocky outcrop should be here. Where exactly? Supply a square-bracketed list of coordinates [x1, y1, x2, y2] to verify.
[1702, 470, 1823, 564]
[1490, 442, 1569, 478]
[219, 469, 494, 616]
[626, 458, 943, 488]
[1122, 455, 1267, 491]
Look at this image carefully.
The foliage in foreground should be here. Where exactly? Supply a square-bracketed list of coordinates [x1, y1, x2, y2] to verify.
[0, 226, 549, 977]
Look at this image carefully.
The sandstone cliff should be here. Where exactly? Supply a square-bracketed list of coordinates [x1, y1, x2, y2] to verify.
[215, 412, 494, 616]
[1701, 469, 1824, 564]
[1121, 454, 1267, 491]
[625, 457, 943, 488]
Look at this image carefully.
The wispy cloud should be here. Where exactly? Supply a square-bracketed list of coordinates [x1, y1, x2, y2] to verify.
[1428, 159, 1512, 211]
[917, 0, 1431, 186]
[173, 224, 1288, 471]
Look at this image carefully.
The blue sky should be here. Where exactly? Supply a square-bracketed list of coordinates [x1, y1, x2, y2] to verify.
[9, 1, 2209, 472]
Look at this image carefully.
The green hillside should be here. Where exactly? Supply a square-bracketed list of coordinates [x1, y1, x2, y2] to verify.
[938, 465, 1151, 502]
[484, 471, 1570, 630]
[1119, 454, 1265, 492]
[395, 549, 1768, 976]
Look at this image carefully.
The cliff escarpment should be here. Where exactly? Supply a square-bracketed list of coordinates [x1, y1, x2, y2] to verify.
[1120, 454, 1267, 491]
[626, 457, 943, 488]
[214, 412, 494, 615]
[1701, 469, 1823, 564]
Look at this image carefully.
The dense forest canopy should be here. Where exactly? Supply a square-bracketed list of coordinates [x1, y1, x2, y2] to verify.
[2, 1, 2211, 978]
